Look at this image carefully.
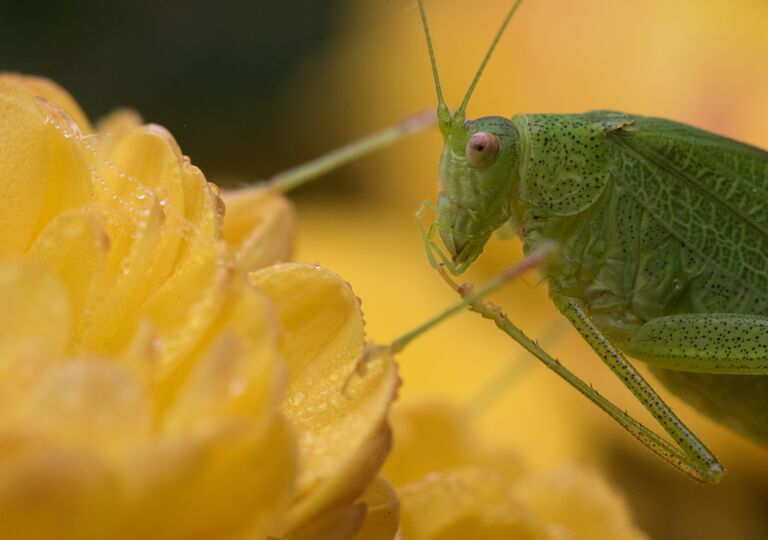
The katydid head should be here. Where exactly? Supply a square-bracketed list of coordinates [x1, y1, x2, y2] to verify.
[435, 115, 519, 272]
[417, 0, 524, 274]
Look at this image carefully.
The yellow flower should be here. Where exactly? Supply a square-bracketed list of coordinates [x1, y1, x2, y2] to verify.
[386, 400, 649, 540]
[0, 74, 398, 539]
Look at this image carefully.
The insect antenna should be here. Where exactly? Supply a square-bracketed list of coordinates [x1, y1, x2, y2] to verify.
[416, 0, 452, 134]
[456, 0, 525, 121]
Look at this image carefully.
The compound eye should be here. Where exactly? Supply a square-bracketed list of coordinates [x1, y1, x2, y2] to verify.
[465, 132, 500, 168]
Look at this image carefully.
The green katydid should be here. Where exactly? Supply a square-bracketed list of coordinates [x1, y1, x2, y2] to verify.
[267, 0, 766, 484]
[389, 0, 768, 483]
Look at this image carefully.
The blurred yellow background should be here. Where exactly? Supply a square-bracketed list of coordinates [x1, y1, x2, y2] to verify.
[274, 1, 768, 538]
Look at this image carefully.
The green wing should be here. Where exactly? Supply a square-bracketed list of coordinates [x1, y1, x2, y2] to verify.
[604, 114, 768, 295]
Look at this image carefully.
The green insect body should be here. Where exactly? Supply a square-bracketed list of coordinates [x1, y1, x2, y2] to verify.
[414, 0, 768, 483]
[437, 110, 768, 445]
[271, 1, 768, 483]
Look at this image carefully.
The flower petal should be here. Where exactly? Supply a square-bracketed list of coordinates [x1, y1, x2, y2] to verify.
[95, 108, 143, 136]
[0, 259, 71, 358]
[162, 275, 283, 434]
[384, 400, 525, 488]
[145, 275, 296, 538]
[221, 186, 296, 271]
[512, 466, 649, 540]
[250, 263, 398, 530]
[0, 259, 72, 432]
[351, 475, 399, 540]
[0, 437, 121, 540]
[398, 468, 549, 540]
[0, 82, 91, 256]
[26, 211, 111, 350]
[15, 361, 151, 460]
[289, 504, 367, 540]
[0, 73, 93, 134]
[122, 416, 295, 539]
